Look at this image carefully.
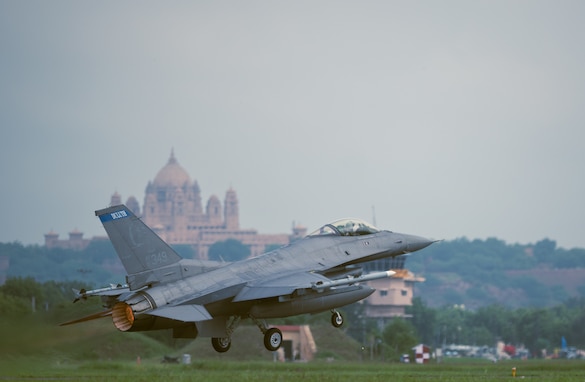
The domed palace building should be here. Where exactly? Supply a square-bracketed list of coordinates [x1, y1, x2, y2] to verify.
[46, 151, 305, 257]
[108, 151, 302, 259]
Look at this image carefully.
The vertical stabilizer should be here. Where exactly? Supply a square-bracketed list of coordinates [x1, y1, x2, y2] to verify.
[95, 205, 182, 275]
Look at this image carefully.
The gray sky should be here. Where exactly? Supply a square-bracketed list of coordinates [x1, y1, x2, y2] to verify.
[1, 1, 584, 249]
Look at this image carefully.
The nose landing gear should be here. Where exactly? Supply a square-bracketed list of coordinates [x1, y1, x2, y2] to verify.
[331, 310, 344, 328]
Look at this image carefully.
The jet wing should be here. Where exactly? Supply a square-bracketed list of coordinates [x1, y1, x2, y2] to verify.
[148, 304, 212, 322]
[233, 269, 396, 303]
[232, 272, 331, 302]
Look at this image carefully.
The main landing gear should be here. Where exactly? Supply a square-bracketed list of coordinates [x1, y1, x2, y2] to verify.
[211, 316, 240, 353]
[211, 316, 283, 353]
[210, 311, 343, 353]
[252, 316, 283, 351]
[264, 327, 283, 351]
[211, 336, 231, 353]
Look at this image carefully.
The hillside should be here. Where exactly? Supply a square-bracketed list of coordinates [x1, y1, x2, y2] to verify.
[0, 312, 363, 365]
[406, 238, 585, 308]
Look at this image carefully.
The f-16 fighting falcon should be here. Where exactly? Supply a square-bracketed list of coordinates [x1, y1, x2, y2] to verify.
[61, 205, 435, 353]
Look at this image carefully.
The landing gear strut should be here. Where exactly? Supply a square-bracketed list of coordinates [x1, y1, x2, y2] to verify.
[331, 310, 344, 328]
[251, 316, 283, 351]
[211, 316, 241, 353]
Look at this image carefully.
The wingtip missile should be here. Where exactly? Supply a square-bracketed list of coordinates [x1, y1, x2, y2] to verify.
[312, 270, 395, 291]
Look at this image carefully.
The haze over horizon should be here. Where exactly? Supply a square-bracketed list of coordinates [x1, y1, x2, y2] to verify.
[1, 1, 584, 249]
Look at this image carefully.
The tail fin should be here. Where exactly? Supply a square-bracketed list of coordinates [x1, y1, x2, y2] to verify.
[95, 205, 182, 275]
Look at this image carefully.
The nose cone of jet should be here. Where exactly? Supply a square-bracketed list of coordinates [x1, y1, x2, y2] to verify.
[403, 234, 436, 253]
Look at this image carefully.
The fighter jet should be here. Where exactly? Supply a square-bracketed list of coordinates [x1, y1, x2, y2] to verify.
[61, 205, 435, 353]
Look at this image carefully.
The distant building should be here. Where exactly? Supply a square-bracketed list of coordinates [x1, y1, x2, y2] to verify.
[46, 150, 307, 257]
[121, 150, 305, 258]
[44, 229, 91, 251]
[362, 257, 425, 322]
[277, 325, 317, 362]
[365, 270, 424, 317]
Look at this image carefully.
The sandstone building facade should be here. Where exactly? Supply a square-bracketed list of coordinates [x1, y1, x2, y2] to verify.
[45, 151, 305, 256]
[107, 151, 304, 259]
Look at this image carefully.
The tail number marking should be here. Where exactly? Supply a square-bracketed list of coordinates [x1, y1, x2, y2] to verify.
[110, 210, 128, 220]
[147, 251, 169, 267]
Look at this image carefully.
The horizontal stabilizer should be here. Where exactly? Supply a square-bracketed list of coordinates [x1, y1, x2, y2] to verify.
[149, 304, 212, 322]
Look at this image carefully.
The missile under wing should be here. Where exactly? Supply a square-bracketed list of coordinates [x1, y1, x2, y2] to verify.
[61, 205, 435, 353]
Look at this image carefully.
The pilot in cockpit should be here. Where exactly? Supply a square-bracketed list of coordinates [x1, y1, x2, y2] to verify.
[344, 221, 357, 235]
[309, 219, 380, 237]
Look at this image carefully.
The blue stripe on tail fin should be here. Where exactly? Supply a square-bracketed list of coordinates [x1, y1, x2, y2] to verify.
[98, 208, 130, 223]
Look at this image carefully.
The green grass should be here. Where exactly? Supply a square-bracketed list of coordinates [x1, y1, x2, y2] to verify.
[1, 312, 584, 381]
[1, 358, 585, 381]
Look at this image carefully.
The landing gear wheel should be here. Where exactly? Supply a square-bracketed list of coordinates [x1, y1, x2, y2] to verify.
[263, 327, 283, 351]
[211, 337, 231, 353]
[331, 311, 344, 328]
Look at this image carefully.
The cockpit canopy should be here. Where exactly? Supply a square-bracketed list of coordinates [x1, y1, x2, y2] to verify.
[308, 218, 381, 237]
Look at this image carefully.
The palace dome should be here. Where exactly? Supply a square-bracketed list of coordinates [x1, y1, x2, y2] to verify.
[152, 150, 191, 187]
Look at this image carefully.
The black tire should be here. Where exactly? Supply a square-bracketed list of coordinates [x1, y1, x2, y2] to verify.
[211, 337, 231, 353]
[331, 312, 344, 328]
[263, 327, 283, 351]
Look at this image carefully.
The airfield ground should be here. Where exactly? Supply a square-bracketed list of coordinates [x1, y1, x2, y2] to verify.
[1, 315, 583, 381]
[1, 357, 584, 381]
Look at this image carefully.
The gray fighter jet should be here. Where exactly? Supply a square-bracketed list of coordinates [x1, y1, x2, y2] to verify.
[61, 205, 435, 352]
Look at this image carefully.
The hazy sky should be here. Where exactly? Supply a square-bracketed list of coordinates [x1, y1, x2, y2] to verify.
[1, 1, 584, 249]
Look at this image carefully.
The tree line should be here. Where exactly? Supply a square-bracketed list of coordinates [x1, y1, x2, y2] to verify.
[0, 239, 252, 287]
[406, 297, 585, 357]
[339, 296, 585, 361]
[406, 237, 585, 308]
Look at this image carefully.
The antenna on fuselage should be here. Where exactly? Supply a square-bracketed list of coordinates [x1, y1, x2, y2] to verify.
[372, 205, 377, 227]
